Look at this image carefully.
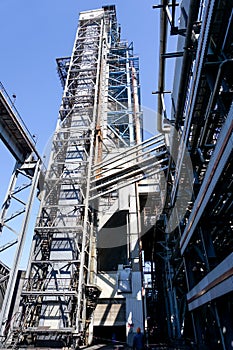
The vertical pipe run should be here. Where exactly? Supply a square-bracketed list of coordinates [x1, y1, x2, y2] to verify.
[157, 0, 170, 133]
[126, 50, 134, 145]
[76, 17, 104, 333]
[131, 66, 141, 145]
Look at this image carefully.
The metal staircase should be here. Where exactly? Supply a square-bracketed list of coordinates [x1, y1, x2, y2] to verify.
[8, 8, 105, 349]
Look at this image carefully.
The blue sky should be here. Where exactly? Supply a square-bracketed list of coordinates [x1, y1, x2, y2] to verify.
[0, 0, 165, 199]
[0, 1, 176, 268]
[1, 0, 161, 154]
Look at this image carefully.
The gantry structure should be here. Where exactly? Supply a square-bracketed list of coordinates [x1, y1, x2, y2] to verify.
[2, 1, 232, 349]
[0, 83, 41, 341]
[0, 6, 167, 349]
[150, 0, 233, 349]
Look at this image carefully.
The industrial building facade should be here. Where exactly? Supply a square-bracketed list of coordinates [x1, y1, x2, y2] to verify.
[0, 1, 232, 350]
[152, 0, 233, 349]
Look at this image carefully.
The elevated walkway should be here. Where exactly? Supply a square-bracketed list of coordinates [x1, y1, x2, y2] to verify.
[0, 82, 39, 162]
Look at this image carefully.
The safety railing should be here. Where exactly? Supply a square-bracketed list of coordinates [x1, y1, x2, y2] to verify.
[0, 81, 36, 144]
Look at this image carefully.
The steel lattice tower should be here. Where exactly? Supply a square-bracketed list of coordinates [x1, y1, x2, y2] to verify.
[2, 6, 154, 348]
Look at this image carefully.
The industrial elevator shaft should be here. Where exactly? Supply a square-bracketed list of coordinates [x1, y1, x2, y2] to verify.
[1, 6, 147, 348]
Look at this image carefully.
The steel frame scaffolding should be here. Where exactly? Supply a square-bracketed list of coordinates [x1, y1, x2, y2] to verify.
[1, 6, 159, 349]
[9, 9, 105, 348]
[0, 83, 41, 341]
[5, 1, 233, 347]
[151, 0, 233, 348]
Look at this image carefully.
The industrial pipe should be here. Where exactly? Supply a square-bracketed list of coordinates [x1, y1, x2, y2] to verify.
[157, 0, 199, 133]
[157, 0, 170, 133]
[174, 0, 200, 128]
[131, 66, 142, 144]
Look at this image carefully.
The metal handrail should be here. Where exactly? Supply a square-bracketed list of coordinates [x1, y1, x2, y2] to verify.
[0, 81, 36, 144]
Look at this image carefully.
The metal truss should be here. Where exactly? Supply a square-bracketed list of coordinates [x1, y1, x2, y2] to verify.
[4, 5, 147, 348]
[0, 83, 41, 342]
[152, 0, 233, 348]
[107, 42, 142, 146]
[0, 5, 170, 349]
[7, 10, 106, 349]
